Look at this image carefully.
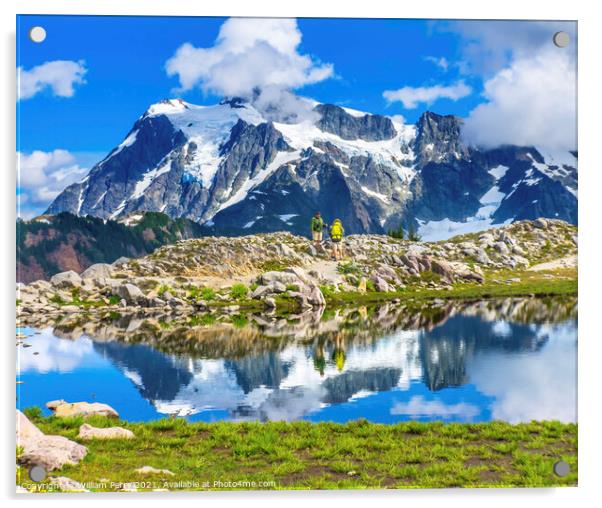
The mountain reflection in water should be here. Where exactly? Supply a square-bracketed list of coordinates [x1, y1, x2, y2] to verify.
[17, 296, 577, 424]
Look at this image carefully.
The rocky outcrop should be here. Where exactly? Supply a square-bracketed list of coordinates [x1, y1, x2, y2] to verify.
[16, 410, 87, 471]
[81, 263, 114, 280]
[49, 270, 82, 289]
[46, 400, 119, 419]
[414, 111, 469, 166]
[78, 423, 134, 440]
[314, 104, 397, 141]
[15, 220, 577, 321]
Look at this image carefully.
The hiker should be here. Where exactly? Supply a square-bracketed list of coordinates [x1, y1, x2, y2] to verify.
[329, 218, 345, 260]
[313, 343, 326, 377]
[333, 332, 346, 372]
[310, 212, 326, 245]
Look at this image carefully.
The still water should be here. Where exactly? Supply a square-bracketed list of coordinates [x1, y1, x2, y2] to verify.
[17, 297, 577, 424]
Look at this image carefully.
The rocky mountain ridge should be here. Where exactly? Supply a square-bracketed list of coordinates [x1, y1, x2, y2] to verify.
[46, 98, 577, 239]
[17, 212, 207, 283]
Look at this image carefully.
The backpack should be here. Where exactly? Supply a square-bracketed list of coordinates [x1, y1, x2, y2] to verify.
[312, 217, 323, 232]
[330, 221, 343, 241]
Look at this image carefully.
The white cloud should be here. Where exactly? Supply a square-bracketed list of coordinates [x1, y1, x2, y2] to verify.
[18, 60, 87, 100]
[17, 149, 88, 217]
[17, 328, 96, 373]
[391, 395, 480, 420]
[425, 56, 449, 71]
[463, 49, 576, 151]
[165, 18, 333, 99]
[468, 322, 577, 423]
[383, 81, 472, 109]
[437, 20, 577, 76]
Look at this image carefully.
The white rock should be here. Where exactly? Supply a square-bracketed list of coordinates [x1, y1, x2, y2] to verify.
[81, 263, 114, 280]
[50, 271, 82, 289]
[78, 423, 134, 440]
[135, 466, 175, 476]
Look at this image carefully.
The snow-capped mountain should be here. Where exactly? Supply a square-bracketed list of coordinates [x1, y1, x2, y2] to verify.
[47, 97, 577, 240]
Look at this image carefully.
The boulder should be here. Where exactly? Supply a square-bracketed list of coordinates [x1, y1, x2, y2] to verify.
[430, 259, 456, 283]
[475, 248, 491, 265]
[400, 254, 420, 273]
[494, 241, 510, 255]
[270, 281, 287, 294]
[47, 401, 119, 419]
[306, 284, 326, 307]
[17, 408, 44, 440]
[251, 285, 272, 299]
[114, 283, 144, 304]
[30, 280, 52, 290]
[135, 466, 175, 476]
[16, 410, 87, 471]
[370, 275, 391, 292]
[46, 399, 66, 410]
[260, 271, 299, 286]
[80, 263, 114, 280]
[50, 271, 82, 289]
[112, 256, 130, 267]
[78, 423, 134, 440]
[286, 266, 312, 284]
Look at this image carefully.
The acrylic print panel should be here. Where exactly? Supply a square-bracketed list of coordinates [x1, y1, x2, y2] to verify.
[16, 15, 577, 492]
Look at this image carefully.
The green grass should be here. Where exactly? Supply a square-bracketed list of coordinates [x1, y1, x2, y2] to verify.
[157, 284, 172, 297]
[325, 268, 577, 306]
[230, 283, 249, 300]
[17, 414, 577, 491]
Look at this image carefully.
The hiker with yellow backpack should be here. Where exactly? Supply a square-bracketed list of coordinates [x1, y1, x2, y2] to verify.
[329, 218, 345, 260]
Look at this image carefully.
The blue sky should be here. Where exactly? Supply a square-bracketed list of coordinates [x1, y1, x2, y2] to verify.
[16, 15, 576, 217]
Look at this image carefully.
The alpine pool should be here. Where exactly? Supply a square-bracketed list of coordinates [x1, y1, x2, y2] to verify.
[16, 296, 577, 424]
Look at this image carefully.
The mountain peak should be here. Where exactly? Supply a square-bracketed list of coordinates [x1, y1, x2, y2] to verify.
[45, 95, 577, 239]
[145, 98, 190, 117]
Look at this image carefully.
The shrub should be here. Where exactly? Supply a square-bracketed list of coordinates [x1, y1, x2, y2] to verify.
[23, 406, 42, 420]
[337, 261, 362, 275]
[50, 293, 66, 305]
[387, 225, 405, 239]
[319, 285, 337, 298]
[108, 295, 121, 305]
[201, 287, 216, 300]
[230, 283, 249, 300]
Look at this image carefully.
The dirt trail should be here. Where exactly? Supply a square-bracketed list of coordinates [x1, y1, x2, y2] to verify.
[307, 258, 344, 284]
[528, 255, 577, 272]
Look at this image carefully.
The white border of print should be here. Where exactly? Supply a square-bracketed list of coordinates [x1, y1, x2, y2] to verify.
[2, 1, 600, 507]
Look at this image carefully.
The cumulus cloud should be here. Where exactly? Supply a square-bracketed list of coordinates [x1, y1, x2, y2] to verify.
[18, 60, 87, 100]
[166, 18, 333, 97]
[383, 81, 472, 109]
[17, 149, 88, 217]
[437, 20, 577, 76]
[463, 49, 576, 151]
[468, 322, 577, 423]
[391, 395, 480, 421]
[18, 328, 95, 373]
